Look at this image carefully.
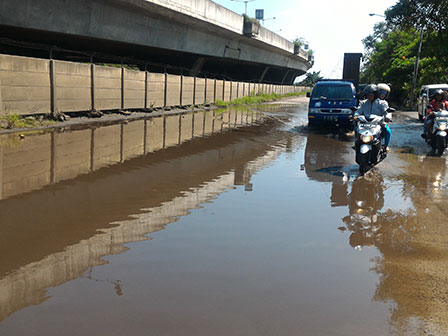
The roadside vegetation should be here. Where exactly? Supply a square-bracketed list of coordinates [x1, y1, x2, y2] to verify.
[0, 113, 55, 130]
[214, 91, 306, 108]
[360, 0, 448, 107]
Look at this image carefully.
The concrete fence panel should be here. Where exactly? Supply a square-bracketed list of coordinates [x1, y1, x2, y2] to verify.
[0, 54, 51, 115]
[223, 81, 231, 102]
[147, 73, 165, 108]
[2, 133, 51, 198]
[213, 111, 224, 132]
[145, 116, 164, 153]
[215, 80, 224, 101]
[193, 111, 205, 137]
[92, 124, 121, 170]
[195, 78, 206, 105]
[231, 81, 238, 100]
[94, 65, 121, 111]
[54, 61, 91, 112]
[122, 120, 145, 160]
[124, 69, 145, 109]
[180, 113, 193, 143]
[240, 82, 246, 97]
[182, 76, 194, 106]
[166, 74, 181, 107]
[165, 114, 181, 147]
[205, 78, 215, 104]
[204, 110, 214, 135]
[53, 129, 91, 183]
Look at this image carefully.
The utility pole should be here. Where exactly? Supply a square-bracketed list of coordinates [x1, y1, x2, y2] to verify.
[410, 28, 424, 108]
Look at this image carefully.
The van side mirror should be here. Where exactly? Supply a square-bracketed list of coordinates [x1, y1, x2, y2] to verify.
[306, 92, 311, 98]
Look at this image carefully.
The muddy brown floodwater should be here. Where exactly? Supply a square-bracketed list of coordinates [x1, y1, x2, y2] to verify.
[1, 97, 448, 335]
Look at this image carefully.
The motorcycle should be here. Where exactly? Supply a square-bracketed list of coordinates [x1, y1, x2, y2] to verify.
[424, 108, 448, 156]
[352, 109, 394, 175]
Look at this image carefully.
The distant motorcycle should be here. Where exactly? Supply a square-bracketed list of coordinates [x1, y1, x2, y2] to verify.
[352, 109, 394, 175]
[424, 109, 448, 156]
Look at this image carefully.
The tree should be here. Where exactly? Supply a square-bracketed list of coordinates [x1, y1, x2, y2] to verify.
[297, 71, 323, 87]
[385, 0, 448, 33]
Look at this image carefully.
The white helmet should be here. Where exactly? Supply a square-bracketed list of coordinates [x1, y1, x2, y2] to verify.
[377, 83, 391, 99]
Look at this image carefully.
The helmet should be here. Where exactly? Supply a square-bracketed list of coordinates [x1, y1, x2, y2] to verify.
[435, 89, 445, 97]
[377, 83, 391, 99]
[363, 84, 378, 96]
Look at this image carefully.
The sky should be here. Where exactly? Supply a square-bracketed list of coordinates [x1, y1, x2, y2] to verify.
[213, 0, 398, 79]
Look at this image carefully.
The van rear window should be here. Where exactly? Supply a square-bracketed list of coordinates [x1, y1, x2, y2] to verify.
[311, 85, 353, 100]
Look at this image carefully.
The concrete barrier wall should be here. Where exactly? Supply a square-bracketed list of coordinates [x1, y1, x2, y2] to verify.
[54, 61, 91, 112]
[147, 73, 165, 108]
[230, 82, 238, 100]
[92, 124, 121, 170]
[0, 54, 304, 115]
[1, 133, 51, 198]
[240, 82, 246, 97]
[215, 80, 224, 101]
[166, 74, 181, 107]
[182, 76, 194, 106]
[124, 69, 145, 109]
[223, 81, 231, 102]
[165, 114, 180, 147]
[54, 129, 91, 183]
[95, 65, 121, 111]
[146, 116, 164, 153]
[180, 113, 193, 143]
[192, 111, 204, 137]
[195, 78, 206, 105]
[123, 120, 145, 160]
[0, 54, 51, 114]
[205, 78, 215, 104]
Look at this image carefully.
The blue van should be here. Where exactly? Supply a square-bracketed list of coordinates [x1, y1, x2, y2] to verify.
[307, 80, 357, 130]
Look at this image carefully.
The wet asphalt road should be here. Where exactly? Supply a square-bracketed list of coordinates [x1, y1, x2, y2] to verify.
[0, 97, 448, 335]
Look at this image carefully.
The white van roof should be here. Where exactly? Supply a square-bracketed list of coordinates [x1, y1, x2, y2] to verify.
[421, 84, 448, 89]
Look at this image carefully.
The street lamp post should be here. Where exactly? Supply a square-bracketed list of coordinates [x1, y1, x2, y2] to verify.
[230, 0, 256, 15]
[368, 13, 385, 18]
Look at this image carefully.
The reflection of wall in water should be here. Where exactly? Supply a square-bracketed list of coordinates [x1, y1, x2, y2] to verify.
[0, 110, 261, 200]
[0, 128, 287, 322]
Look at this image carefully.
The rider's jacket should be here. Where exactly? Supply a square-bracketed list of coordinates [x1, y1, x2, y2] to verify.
[354, 98, 388, 119]
[429, 99, 448, 113]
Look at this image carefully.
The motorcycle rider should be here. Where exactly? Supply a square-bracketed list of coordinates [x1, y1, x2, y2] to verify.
[353, 84, 392, 151]
[422, 89, 448, 139]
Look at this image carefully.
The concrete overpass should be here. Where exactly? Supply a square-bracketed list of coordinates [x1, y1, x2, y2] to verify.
[0, 0, 312, 84]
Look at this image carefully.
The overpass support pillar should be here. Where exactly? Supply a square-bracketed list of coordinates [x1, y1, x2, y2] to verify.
[259, 66, 271, 83]
[281, 70, 291, 85]
[189, 57, 206, 77]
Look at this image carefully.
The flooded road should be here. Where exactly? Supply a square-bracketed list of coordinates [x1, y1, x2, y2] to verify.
[1, 98, 448, 335]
